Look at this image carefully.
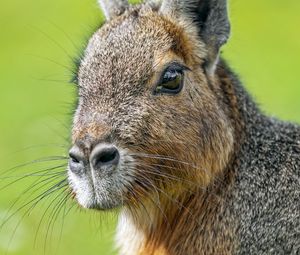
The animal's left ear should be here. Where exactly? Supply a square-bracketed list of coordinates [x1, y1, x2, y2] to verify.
[98, 0, 129, 20]
[160, 0, 230, 74]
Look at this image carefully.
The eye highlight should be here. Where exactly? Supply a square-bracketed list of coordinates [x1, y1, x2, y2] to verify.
[154, 63, 188, 95]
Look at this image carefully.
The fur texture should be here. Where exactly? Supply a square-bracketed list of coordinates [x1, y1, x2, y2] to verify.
[68, 1, 300, 254]
[98, 0, 129, 19]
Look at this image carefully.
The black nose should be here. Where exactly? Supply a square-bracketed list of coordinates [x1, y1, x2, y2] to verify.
[90, 144, 120, 170]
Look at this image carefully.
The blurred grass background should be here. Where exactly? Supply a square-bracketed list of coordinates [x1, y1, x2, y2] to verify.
[0, 0, 299, 254]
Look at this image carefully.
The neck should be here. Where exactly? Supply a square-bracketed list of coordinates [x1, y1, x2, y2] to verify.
[216, 59, 262, 136]
[117, 177, 236, 255]
[116, 60, 260, 255]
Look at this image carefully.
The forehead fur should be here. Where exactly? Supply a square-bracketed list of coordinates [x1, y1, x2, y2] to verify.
[78, 5, 205, 94]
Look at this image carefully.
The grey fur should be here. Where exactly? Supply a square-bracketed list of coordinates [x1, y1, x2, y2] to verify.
[220, 63, 300, 254]
[69, 1, 300, 254]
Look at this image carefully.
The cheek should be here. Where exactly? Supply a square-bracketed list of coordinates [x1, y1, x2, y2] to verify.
[114, 109, 154, 143]
[150, 108, 200, 145]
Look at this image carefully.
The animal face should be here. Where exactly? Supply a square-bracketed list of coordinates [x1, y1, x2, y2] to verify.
[68, 0, 234, 211]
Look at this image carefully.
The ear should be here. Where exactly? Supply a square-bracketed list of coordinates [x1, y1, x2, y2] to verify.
[144, 0, 161, 9]
[98, 0, 129, 20]
[160, 0, 230, 74]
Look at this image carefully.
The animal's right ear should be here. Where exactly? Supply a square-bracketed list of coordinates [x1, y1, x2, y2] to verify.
[159, 0, 230, 75]
[98, 0, 129, 20]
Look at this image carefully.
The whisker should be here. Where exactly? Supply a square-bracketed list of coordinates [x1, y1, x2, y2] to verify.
[2, 180, 68, 254]
[32, 77, 70, 84]
[150, 185, 200, 225]
[1, 179, 68, 230]
[0, 156, 68, 177]
[126, 187, 153, 230]
[136, 162, 225, 199]
[27, 54, 76, 75]
[52, 192, 71, 255]
[129, 152, 199, 169]
[27, 181, 69, 216]
[0, 168, 66, 180]
[34, 188, 67, 248]
[34, 188, 69, 247]
[47, 20, 80, 52]
[131, 153, 226, 187]
[135, 162, 200, 185]
[9, 143, 68, 155]
[0, 164, 67, 190]
[150, 138, 199, 149]
[1, 171, 67, 227]
[133, 173, 171, 228]
[29, 25, 75, 63]
[42, 188, 70, 253]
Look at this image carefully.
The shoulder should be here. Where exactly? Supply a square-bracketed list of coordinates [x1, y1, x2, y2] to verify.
[242, 116, 300, 170]
[233, 117, 300, 253]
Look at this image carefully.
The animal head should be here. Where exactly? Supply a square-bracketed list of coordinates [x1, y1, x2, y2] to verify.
[68, 0, 234, 211]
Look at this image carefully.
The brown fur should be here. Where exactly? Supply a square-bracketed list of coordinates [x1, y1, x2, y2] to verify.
[71, 3, 238, 255]
[118, 64, 240, 255]
[127, 52, 237, 255]
[68, 1, 300, 254]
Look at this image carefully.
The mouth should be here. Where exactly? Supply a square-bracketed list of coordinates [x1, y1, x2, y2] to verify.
[67, 143, 191, 212]
[68, 170, 126, 210]
[67, 145, 136, 211]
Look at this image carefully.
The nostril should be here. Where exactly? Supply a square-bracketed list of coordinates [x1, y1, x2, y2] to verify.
[68, 147, 85, 175]
[98, 149, 118, 164]
[91, 145, 120, 170]
[69, 152, 80, 164]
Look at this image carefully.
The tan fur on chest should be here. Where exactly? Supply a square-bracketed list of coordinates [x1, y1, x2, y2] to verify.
[139, 246, 171, 255]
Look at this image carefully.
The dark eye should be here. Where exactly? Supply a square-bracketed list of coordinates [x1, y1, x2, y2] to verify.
[154, 65, 186, 95]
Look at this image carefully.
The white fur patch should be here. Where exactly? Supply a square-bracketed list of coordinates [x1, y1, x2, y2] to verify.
[116, 210, 145, 255]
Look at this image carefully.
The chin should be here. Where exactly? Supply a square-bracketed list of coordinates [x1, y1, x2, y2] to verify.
[79, 196, 123, 211]
[74, 186, 124, 211]
[68, 169, 127, 211]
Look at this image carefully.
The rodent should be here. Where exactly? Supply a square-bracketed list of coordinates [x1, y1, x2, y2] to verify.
[67, 0, 300, 254]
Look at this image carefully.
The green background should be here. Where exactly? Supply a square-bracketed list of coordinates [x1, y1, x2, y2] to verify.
[0, 0, 299, 254]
